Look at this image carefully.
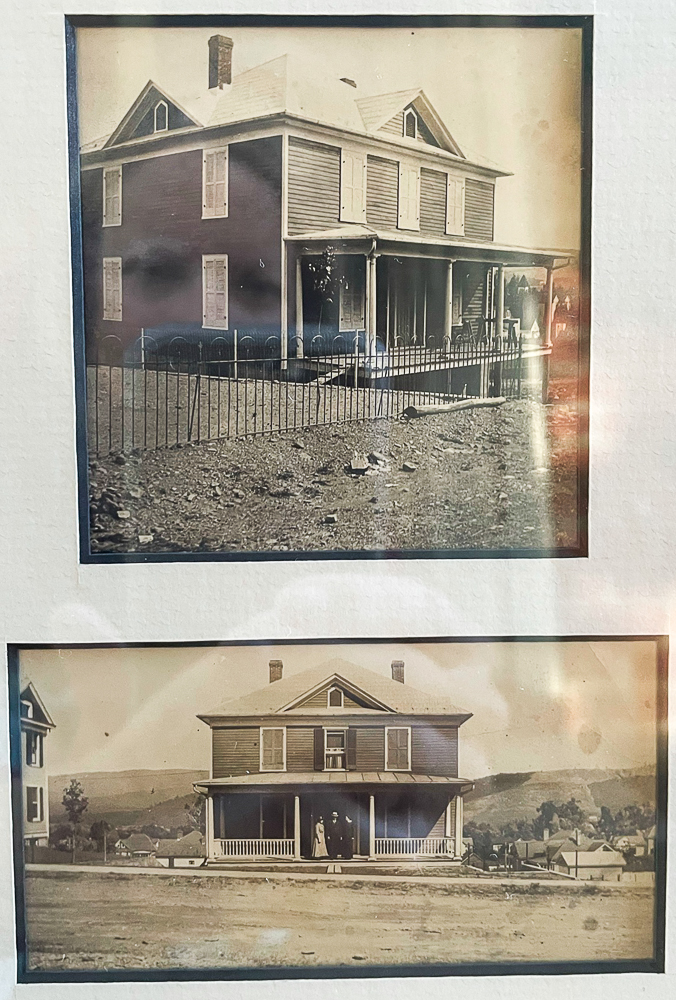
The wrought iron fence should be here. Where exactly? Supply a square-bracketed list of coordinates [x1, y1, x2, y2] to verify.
[86, 330, 541, 458]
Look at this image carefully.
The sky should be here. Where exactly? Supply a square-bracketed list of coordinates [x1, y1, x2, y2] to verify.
[20, 640, 658, 780]
[75, 24, 583, 249]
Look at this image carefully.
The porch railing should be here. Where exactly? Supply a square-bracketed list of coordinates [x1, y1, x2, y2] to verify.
[375, 837, 454, 857]
[214, 838, 295, 859]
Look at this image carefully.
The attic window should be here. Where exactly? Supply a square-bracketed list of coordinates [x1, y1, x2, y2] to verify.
[327, 686, 343, 708]
[21, 699, 33, 719]
[154, 101, 168, 133]
[404, 109, 418, 139]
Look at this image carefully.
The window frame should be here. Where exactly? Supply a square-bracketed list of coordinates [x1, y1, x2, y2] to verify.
[384, 726, 412, 771]
[102, 256, 123, 322]
[404, 109, 418, 140]
[327, 686, 344, 708]
[259, 726, 287, 772]
[102, 164, 122, 228]
[202, 146, 229, 219]
[339, 148, 367, 224]
[26, 785, 43, 823]
[323, 727, 348, 771]
[202, 254, 229, 330]
[25, 730, 42, 767]
[154, 100, 169, 133]
[20, 699, 33, 719]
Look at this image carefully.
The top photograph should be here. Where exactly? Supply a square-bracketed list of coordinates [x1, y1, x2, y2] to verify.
[69, 16, 591, 562]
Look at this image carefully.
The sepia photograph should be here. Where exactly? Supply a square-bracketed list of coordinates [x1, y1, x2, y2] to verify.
[11, 637, 666, 980]
[69, 16, 591, 561]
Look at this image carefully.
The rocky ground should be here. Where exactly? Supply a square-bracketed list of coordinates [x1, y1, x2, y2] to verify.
[88, 395, 580, 556]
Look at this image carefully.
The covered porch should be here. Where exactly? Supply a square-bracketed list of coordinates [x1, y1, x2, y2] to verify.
[195, 773, 472, 864]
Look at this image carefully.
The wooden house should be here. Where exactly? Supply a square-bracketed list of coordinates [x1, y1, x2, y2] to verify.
[79, 35, 573, 380]
[194, 658, 473, 863]
[552, 849, 625, 881]
[20, 682, 55, 852]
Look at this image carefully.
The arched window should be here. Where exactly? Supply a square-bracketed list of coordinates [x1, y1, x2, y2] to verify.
[154, 101, 168, 133]
[327, 686, 343, 708]
[404, 109, 418, 139]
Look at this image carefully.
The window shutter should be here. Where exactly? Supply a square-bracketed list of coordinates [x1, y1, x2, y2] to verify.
[39, 734, 43, 768]
[103, 258, 122, 322]
[340, 151, 366, 223]
[446, 176, 465, 236]
[398, 164, 420, 231]
[39, 787, 44, 822]
[387, 728, 410, 769]
[103, 166, 121, 226]
[313, 727, 324, 770]
[203, 256, 228, 329]
[346, 727, 357, 770]
[203, 149, 228, 218]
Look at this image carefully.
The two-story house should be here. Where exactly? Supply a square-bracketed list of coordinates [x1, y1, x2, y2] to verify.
[20, 682, 56, 856]
[79, 35, 573, 378]
[194, 658, 473, 863]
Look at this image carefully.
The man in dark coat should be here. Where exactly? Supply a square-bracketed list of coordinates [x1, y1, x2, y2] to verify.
[325, 811, 343, 859]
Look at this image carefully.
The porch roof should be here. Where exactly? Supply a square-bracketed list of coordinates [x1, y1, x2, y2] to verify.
[195, 772, 474, 790]
[286, 225, 575, 267]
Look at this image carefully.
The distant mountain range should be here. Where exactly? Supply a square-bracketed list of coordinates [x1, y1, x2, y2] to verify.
[47, 765, 655, 831]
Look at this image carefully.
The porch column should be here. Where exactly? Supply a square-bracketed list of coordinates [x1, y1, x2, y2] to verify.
[366, 250, 378, 356]
[543, 265, 554, 348]
[495, 264, 505, 345]
[294, 794, 301, 859]
[444, 261, 454, 353]
[455, 794, 464, 859]
[206, 795, 215, 860]
[444, 795, 452, 847]
[295, 257, 304, 358]
[368, 794, 376, 860]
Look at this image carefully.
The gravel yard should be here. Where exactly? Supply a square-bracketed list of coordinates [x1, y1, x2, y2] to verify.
[88, 396, 580, 556]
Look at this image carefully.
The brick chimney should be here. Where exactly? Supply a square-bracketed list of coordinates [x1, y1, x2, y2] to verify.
[269, 659, 283, 683]
[209, 35, 234, 89]
[391, 660, 405, 683]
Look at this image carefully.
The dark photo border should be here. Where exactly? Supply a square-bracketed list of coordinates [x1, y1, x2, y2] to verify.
[9, 634, 667, 984]
[66, 14, 592, 565]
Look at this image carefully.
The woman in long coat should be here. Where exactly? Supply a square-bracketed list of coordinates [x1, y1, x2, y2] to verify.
[312, 815, 328, 858]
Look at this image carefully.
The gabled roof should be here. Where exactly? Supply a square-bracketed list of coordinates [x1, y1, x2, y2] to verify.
[199, 658, 472, 720]
[558, 850, 625, 868]
[155, 831, 205, 857]
[356, 89, 464, 157]
[119, 833, 156, 852]
[105, 80, 205, 148]
[20, 681, 56, 729]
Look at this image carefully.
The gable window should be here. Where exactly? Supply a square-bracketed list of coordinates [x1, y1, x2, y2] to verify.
[203, 148, 229, 219]
[324, 729, 347, 769]
[20, 699, 33, 719]
[154, 100, 168, 133]
[340, 149, 367, 224]
[385, 727, 411, 770]
[26, 731, 42, 767]
[102, 257, 122, 322]
[446, 175, 466, 237]
[260, 727, 286, 772]
[327, 686, 344, 708]
[398, 163, 420, 231]
[102, 165, 122, 227]
[26, 786, 43, 823]
[202, 255, 228, 329]
[404, 109, 418, 139]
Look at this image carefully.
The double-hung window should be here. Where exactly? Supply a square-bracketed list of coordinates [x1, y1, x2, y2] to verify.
[203, 148, 229, 218]
[340, 149, 367, 224]
[446, 175, 466, 236]
[260, 727, 286, 771]
[102, 165, 122, 227]
[385, 727, 411, 770]
[102, 257, 122, 322]
[324, 729, 347, 769]
[26, 786, 43, 823]
[398, 163, 420, 231]
[202, 255, 228, 329]
[26, 731, 42, 767]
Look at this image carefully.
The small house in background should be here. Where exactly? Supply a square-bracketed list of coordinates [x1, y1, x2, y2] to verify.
[20, 682, 56, 857]
[614, 833, 648, 857]
[155, 829, 207, 868]
[115, 832, 157, 857]
[553, 849, 626, 881]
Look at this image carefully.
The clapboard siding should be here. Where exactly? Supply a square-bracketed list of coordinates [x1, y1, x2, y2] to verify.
[420, 168, 447, 236]
[212, 726, 260, 777]
[286, 727, 314, 771]
[357, 727, 385, 770]
[465, 178, 494, 241]
[366, 155, 398, 229]
[411, 726, 459, 776]
[288, 137, 340, 235]
[379, 111, 404, 137]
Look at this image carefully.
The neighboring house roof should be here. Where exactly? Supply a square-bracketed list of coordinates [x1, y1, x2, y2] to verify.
[615, 835, 648, 847]
[514, 841, 548, 859]
[199, 658, 472, 720]
[585, 840, 615, 852]
[20, 681, 56, 729]
[156, 831, 206, 857]
[195, 772, 474, 789]
[558, 850, 625, 868]
[119, 833, 157, 853]
[547, 839, 588, 861]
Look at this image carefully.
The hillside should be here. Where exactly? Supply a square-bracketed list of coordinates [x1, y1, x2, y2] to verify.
[48, 769, 208, 827]
[464, 767, 656, 827]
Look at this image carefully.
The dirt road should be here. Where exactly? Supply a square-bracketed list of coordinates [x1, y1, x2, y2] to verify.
[25, 868, 652, 972]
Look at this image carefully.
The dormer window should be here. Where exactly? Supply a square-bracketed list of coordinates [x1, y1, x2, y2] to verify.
[404, 109, 418, 139]
[327, 686, 343, 708]
[154, 101, 168, 133]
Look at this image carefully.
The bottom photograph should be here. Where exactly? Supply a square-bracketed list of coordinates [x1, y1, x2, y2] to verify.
[10, 636, 667, 981]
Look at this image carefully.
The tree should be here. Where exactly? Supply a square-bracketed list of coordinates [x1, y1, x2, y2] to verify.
[306, 246, 337, 342]
[184, 793, 207, 834]
[89, 819, 113, 862]
[62, 779, 89, 863]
